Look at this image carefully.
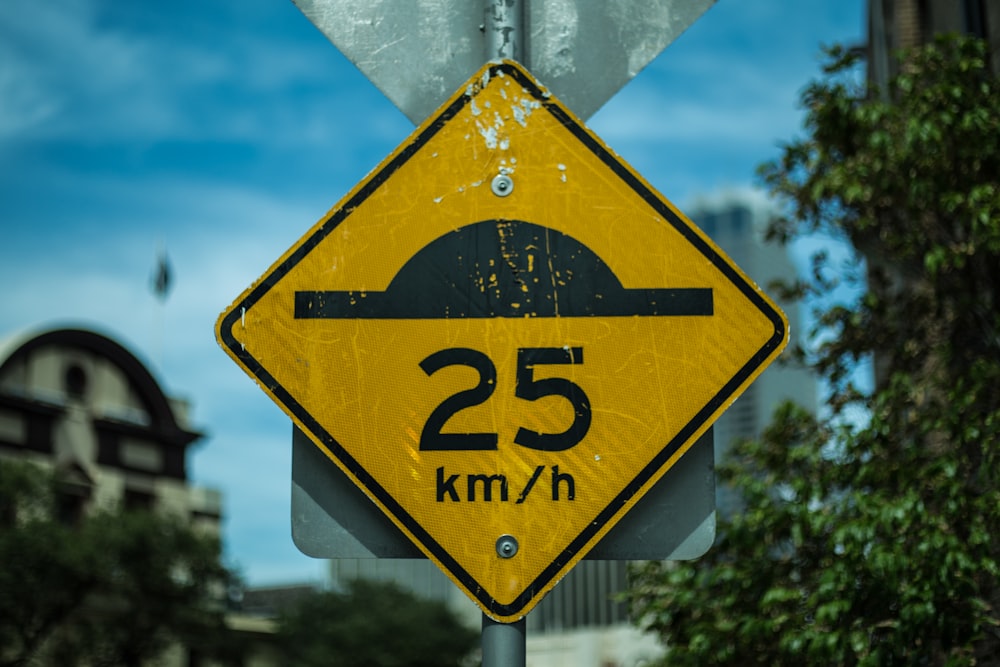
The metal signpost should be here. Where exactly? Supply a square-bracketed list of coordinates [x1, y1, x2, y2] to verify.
[217, 1, 787, 665]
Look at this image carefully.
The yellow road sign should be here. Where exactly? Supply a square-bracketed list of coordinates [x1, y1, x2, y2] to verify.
[217, 61, 788, 622]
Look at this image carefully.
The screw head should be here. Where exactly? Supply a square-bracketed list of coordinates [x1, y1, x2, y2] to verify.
[496, 534, 519, 558]
[491, 174, 514, 197]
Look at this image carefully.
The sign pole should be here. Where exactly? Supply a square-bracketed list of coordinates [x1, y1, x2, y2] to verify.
[485, 0, 524, 61]
[483, 615, 527, 667]
[482, 3, 528, 665]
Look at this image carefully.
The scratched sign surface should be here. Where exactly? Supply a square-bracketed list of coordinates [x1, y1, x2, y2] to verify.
[216, 61, 787, 621]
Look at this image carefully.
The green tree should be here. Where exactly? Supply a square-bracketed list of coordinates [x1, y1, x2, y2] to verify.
[275, 578, 479, 667]
[626, 35, 1000, 665]
[48, 510, 241, 667]
[0, 461, 102, 667]
[0, 459, 241, 666]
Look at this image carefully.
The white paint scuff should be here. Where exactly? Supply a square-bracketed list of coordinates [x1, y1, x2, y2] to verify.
[534, 0, 579, 77]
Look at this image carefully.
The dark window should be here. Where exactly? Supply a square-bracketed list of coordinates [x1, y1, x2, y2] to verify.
[917, 0, 932, 43]
[124, 487, 155, 512]
[64, 364, 88, 399]
[964, 0, 987, 38]
[56, 490, 87, 525]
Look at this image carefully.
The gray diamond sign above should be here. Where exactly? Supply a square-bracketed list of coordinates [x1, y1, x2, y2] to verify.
[290, 0, 718, 123]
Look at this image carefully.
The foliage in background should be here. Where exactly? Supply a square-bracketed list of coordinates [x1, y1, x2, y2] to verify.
[0, 459, 241, 667]
[275, 578, 479, 667]
[626, 35, 1000, 665]
[1, 459, 476, 667]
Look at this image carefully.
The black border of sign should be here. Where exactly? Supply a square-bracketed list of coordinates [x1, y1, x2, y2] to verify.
[218, 61, 786, 619]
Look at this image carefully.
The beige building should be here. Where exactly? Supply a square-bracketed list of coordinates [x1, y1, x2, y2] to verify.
[0, 325, 277, 666]
[0, 326, 219, 527]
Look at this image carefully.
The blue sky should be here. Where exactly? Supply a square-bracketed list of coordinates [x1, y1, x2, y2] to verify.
[0, 0, 865, 586]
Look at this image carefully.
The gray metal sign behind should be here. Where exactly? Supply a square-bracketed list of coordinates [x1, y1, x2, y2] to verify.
[292, 426, 715, 560]
[291, 0, 717, 123]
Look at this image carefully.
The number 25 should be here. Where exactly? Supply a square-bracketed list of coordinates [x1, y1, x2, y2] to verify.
[419, 347, 592, 452]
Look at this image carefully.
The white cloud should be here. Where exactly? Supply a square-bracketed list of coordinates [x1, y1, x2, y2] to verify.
[593, 50, 808, 148]
[0, 0, 153, 139]
[0, 0, 405, 150]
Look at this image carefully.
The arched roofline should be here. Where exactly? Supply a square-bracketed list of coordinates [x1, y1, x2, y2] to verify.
[0, 325, 201, 447]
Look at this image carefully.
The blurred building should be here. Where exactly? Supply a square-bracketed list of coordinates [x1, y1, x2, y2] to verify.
[0, 325, 276, 666]
[868, 0, 1000, 88]
[688, 195, 817, 517]
[865, 0, 999, 385]
[0, 326, 220, 525]
[322, 194, 816, 667]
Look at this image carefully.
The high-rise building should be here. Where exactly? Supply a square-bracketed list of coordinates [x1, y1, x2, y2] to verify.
[865, 0, 999, 385]
[687, 195, 817, 516]
[868, 0, 1000, 87]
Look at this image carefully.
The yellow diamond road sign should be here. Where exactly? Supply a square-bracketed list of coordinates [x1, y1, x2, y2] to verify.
[217, 61, 788, 622]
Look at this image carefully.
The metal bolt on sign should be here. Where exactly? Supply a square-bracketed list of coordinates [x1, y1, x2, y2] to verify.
[496, 535, 519, 559]
[491, 174, 514, 197]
